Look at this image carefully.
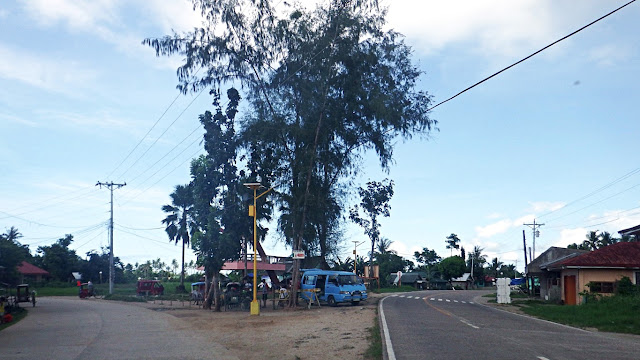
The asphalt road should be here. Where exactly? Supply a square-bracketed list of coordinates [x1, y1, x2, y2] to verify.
[0, 297, 238, 360]
[380, 290, 640, 360]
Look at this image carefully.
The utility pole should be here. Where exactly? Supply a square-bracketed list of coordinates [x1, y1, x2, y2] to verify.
[524, 219, 544, 260]
[522, 230, 529, 295]
[96, 181, 126, 295]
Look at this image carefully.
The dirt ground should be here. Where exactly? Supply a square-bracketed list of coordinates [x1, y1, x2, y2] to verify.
[135, 293, 383, 360]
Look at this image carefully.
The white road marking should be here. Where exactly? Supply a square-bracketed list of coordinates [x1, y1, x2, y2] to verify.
[469, 302, 474, 304]
[438, 298, 443, 302]
[460, 319, 479, 329]
[446, 299, 451, 302]
[379, 297, 397, 360]
[537, 357, 550, 360]
[454, 300, 459, 303]
[461, 301, 466, 303]
[430, 298, 435, 301]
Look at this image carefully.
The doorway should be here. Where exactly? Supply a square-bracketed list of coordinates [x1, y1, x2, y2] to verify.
[564, 275, 577, 305]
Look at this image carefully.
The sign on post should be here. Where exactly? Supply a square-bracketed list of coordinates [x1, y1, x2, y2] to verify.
[292, 250, 305, 259]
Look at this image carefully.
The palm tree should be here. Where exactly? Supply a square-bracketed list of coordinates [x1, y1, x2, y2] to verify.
[162, 184, 196, 292]
[377, 237, 394, 255]
[445, 233, 461, 257]
[583, 231, 600, 251]
[598, 231, 617, 248]
[489, 257, 503, 278]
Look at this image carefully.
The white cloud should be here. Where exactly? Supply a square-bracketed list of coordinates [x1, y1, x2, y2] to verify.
[529, 201, 565, 214]
[0, 112, 37, 127]
[589, 43, 633, 67]
[21, 0, 120, 30]
[0, 44, 97, 95]
[384, 0, 610, 60]
[142, 0, 204, 34]
[475, 219, 512, 238]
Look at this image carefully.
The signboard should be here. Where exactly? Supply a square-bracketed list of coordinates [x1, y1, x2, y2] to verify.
[292, 250, 305, 259]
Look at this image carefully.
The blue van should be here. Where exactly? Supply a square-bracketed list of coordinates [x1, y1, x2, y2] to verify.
[300, 269, 367, 306]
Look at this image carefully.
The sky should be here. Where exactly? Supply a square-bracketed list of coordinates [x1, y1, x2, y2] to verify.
[1, 0, 639, 274]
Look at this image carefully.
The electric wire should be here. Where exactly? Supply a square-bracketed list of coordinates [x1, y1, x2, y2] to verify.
[425, 0, 637, 112]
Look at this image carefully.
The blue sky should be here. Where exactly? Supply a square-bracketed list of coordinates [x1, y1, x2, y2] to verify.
[1, 0, 639, 273]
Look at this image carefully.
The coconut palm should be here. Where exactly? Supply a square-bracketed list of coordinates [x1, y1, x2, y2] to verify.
[162, 184, 196, 291]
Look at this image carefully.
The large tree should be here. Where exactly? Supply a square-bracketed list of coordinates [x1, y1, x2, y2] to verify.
[413, 247, 441, 279]
[0, 227, 31, 284]
[162, 184, 196, 292]
[36, 235, 79, 282]
[445, 233, 461, 257]
[145, 0, 436, 305]
[190, 89, 254, 310]
[350, 179, 394, 279]
[439, 256, 466, 284]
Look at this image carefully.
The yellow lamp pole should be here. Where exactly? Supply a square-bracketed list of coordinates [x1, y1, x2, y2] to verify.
[244, 182, 273, 316]
[352, 240, 365, 275]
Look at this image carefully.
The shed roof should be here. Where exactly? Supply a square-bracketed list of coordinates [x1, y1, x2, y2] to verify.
[16, 261, 50, 276]
[549, 242, 640, 269]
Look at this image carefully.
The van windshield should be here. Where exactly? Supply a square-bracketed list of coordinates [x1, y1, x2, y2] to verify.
[338, 275, 361, 285]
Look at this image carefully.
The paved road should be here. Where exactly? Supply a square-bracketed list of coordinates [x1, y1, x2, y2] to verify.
[0, 297, 238, 360]
[380, 290, 640, 360]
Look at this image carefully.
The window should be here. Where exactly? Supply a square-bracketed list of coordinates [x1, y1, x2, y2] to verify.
[588, 281, 614, 293]
[635, 272, 640, 285]
[303, 275, 316, 286]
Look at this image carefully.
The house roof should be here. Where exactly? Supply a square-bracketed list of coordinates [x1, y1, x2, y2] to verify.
[389, 272, 426, 283]
[16, 261, 50, 276]
[527, 247, 588, 274]
[451, 273, 471, 282]
[619, 224, 640, 237]
[549, 242, 640, 269]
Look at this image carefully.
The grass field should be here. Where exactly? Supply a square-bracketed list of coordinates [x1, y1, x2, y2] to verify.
[518, 294, 640, 335]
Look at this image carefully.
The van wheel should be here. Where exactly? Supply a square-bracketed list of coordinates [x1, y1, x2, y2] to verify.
[328, 296, 337, 307]
[351, 301, 359, 306]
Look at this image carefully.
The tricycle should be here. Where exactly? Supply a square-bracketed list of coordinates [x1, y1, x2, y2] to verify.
[16, 284, 36, 307]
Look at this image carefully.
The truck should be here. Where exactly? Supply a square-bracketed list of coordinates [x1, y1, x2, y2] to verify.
[300, 269, 367, 306]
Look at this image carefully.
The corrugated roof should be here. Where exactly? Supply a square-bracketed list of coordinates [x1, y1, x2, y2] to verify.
[553, 242, 640, 268]
[16, 261, 50, 275]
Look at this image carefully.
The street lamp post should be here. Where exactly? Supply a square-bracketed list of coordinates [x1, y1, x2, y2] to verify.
[243, 182, 273, 316]
[352, 240, 365, 275]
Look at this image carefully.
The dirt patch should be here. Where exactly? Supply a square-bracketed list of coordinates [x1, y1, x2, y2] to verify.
[134, 294, 381, 360]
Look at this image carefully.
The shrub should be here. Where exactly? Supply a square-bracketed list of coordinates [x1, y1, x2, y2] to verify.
[616, 276, 636, 296]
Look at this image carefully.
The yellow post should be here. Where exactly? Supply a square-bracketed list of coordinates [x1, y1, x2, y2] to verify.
[251, 186, 260, 315]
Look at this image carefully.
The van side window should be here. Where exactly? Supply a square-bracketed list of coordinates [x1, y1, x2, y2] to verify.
[328, 275, 338, 286]
[304, 275, 316, 285]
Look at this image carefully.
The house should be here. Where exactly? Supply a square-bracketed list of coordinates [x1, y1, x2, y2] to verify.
[451, 273, 472, 289]
[16, 261, 50, 283]
[546, 241, 640, 305]
[526, 247, 588, 301]
[389, 272, 427, 289]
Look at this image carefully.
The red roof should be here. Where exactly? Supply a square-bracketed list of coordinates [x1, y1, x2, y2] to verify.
[554, 242, 640, 268]
[16, 261, 50, 276]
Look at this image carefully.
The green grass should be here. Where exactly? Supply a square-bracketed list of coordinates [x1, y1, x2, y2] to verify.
[0, 306, 28, 332]
[519, 294, 640, 334]
[364, 311, 382, 360]
[33, 280, 191, 299]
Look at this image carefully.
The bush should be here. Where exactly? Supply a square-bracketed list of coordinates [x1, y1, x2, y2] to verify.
[616, 276, 636, 296]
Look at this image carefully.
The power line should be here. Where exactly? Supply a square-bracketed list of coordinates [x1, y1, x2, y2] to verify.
[426, 0, 637, 112]
[538, 167, 640, 220]
[115, 88, 207, 181]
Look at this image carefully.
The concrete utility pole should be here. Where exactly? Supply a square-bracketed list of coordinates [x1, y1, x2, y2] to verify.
[96, 181, 126, 295]
[524, 219, 544, 260]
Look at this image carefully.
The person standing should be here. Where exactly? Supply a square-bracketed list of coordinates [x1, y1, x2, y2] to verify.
[259, 279, 269, 308]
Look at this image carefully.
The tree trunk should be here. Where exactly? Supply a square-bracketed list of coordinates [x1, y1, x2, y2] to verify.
[180, 240, 185, 288]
